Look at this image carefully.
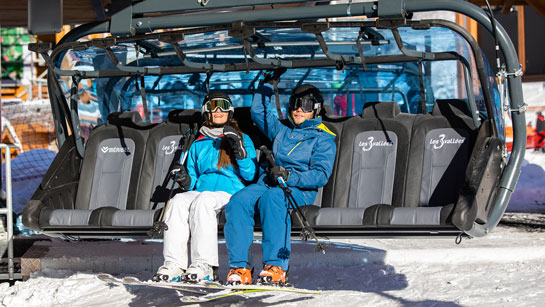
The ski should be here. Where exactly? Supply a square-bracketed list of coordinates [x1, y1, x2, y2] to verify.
[97, 273, 320, 302]
[97, 273, 209, 295]
[182, 289, 269, 303]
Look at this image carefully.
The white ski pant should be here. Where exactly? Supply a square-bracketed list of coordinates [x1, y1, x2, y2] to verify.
[162, 190, 231, 269]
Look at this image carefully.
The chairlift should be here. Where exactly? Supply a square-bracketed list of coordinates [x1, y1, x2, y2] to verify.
[22, 0, 526, 242]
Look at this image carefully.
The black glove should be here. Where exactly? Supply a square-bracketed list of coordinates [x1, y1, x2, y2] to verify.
[256, 82, 274, 98]
[262, 67, 287, 84]
[269, 165, 290, 184]
[223, 126, 247, 159]
[170, 162, 191, 190]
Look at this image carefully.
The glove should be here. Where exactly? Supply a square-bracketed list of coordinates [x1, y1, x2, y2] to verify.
[262, 67, 287, 84]
[256, 82, 274, 98]
[269, 165, 290, 184]
[170, 162, 191, 190]
[223, 126, 247, 159]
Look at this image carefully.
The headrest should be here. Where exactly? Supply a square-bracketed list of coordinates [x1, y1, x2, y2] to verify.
[233, 106, 250, 118]
[233, 107, 256, 129]
[321, 104, 333, 116]
[106, 111, 143, 125]
[361, 101, 401, 119]
[167, 109, 203, 125]
[432, 99, 471, 118]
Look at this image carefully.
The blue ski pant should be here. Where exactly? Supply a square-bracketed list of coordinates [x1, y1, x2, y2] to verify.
[224, 182, 306, 271]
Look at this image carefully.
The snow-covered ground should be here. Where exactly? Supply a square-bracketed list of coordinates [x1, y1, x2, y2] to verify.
[2, 224, 545, 306]
[508, 150, 545, 214]
[1, 150, 545, 307]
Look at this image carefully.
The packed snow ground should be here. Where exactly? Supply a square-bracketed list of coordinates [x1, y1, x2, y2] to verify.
[2, 224, 545, 307]
[1, 150, 545, 307]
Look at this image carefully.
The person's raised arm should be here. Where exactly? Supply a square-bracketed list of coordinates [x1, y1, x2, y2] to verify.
[251, 83, 283, 141]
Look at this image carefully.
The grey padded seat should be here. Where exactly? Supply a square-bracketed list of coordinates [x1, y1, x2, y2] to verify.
[364, 99, 479, 226]
[39, 110, 204, 228]
[104, 109, 202, 227]
[39, 111, 153, 227]
[301, 101, 416, 226]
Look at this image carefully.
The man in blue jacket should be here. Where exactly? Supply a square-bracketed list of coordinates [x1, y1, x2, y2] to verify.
[224, 80, 337, 285]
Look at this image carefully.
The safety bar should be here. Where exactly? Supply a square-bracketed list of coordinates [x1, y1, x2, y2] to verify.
[0, 143, 21, 281]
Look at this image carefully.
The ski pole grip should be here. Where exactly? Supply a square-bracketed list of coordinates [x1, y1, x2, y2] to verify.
[259, 145, 276, 167]
[277, 177, 288, 188]
[179, 150, 188, 164]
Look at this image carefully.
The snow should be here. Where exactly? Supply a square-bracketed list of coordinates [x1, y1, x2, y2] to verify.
[508, 150, 545, 213]
[3, 228, 545, 306]
[1, 149, 545, 307]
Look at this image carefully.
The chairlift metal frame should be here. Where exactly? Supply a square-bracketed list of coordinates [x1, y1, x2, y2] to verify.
[28, 0, 526, 239]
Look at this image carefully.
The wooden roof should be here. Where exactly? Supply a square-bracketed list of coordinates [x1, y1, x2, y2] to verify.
[0, 0, 110, 27]
[468, 0, 545, 19]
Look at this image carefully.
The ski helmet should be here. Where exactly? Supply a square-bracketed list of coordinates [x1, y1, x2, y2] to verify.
[288, 84, 323, 118]
[202, 91, 234, 125]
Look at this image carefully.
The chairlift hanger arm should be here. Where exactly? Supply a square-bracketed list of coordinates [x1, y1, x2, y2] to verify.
[127, 2, 379, 35]
[131, 0, 332, 15]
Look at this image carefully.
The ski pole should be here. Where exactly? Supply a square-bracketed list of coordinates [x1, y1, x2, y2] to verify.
[148, 151, 188, 238]
[259, 146, 327, 253]
[277, 176, 327, 254]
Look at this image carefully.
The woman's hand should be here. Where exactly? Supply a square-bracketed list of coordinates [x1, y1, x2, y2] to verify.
[223, 126, 247, 159]
[170, 162, 191, 190]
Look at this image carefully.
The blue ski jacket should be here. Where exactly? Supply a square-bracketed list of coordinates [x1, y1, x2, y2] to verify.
[251, 85, 337, 204]
[186, 133, 257, 195]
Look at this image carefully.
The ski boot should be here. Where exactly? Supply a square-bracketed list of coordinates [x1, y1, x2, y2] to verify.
[152, 263, 185, 282]
[183, 261, 216, 282]
[226, 267, 253, 285]
[258, 265, 286, 285]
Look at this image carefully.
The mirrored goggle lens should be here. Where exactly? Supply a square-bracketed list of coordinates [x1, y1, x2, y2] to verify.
[204, 98, 231, 112]
[291, 97, 317, 112]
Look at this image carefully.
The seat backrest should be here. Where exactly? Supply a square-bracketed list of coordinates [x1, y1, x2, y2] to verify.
[234, 107, 271, 150]
[136, 109, 202, 210]
[404, 99, 478, 207]
[317, 114, 349, 207]
[75, 111, 153, 211]
[328, 102, 416, 209]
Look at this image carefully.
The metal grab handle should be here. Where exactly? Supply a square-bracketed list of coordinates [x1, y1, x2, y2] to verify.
[0, 143, 20, 280]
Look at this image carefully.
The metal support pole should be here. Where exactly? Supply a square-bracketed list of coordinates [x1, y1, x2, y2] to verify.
[0, 143, 16, 280]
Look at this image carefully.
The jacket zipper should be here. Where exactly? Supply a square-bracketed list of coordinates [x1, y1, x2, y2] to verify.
[287, 141, 303, 156]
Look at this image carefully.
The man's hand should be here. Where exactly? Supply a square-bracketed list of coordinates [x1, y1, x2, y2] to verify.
[262, 67, 287, 84]
[223, 126, 247, 159]
[256, 82, 274, 98]
[170, 162, 191, 190]
[269, 165, 289, 183]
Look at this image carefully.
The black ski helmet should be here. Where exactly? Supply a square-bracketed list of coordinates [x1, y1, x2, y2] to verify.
[288, 84, 323, 118]
[202, 91, 234, 125]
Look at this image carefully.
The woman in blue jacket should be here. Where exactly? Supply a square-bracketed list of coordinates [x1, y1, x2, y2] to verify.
[224, 82, 336, 285]
[154, 91, 257, 283]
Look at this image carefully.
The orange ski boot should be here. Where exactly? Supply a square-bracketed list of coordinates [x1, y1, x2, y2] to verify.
[258, 265, 286, 285]
[226, 267, 253, 285]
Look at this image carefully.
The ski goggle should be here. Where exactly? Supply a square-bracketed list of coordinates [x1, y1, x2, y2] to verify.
[203, 98, 233, 112]
[289, 96, 320, 113]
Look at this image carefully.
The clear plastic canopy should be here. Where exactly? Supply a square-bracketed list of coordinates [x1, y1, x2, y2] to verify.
[57, 23, 499, 130]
